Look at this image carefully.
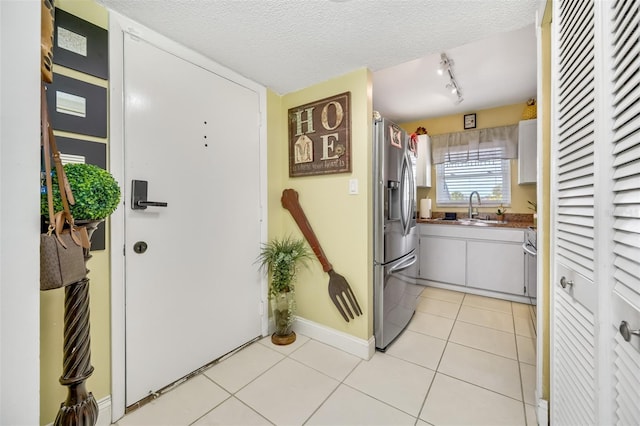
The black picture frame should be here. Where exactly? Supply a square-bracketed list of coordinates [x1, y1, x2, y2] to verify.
[464, 113, 477, 130]
[46, 74, 107, 138]
[53, 8, 108, 80]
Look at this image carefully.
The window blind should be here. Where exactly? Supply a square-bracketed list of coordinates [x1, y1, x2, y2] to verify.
[431, 124, 518, 164]
[436, 151, 511, 206]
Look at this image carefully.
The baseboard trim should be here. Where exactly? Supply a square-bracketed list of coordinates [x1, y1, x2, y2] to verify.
[293, 316, 375, 360]
[96, 395, 112, 426]
[537, 397, 548, 426]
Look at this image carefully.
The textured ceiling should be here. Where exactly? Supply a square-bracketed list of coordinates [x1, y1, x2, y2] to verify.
[99, 0, 542, 122]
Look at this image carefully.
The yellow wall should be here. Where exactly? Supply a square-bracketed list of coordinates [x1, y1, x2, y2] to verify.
[39, 1, 111, 423]
[268, 69, 373, 340]
[401, 103, 537, 217]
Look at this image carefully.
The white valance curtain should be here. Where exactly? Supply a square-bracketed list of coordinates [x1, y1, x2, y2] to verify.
[431, 124, 519, 164]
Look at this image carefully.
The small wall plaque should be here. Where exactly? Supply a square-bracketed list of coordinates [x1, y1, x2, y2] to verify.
[464, 113, 477, 130]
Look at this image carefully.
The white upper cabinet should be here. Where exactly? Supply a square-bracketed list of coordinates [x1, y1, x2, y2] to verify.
[518, 119, 537, 184]
[415, 134, 432, 187]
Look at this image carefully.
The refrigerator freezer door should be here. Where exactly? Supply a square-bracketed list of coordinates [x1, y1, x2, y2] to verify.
[374, 252, 421, 350]
[383, 223, 418, 266]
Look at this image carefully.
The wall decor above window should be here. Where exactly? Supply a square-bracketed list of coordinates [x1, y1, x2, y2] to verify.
[288, 92, 351, 177]
[53, 8, 108, 79]
[464, 113, 476, 129]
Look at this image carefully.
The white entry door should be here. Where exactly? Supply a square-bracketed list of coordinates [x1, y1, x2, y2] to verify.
[123, 34, 263, 405]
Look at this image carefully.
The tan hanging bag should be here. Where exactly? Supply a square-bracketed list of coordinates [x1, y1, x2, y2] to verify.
[40, 84, 89, 291]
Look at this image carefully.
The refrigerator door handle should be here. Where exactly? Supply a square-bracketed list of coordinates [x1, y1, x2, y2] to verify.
[522, 242, 537, 257]
[388, 254, 417, 275]
[399, 152, 414, 236]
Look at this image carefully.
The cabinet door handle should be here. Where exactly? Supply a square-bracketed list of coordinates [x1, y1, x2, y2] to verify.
[560, 276, 574, 288]
[619, 321, 640, 342]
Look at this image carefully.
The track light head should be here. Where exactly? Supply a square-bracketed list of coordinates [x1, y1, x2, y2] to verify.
[438, 52, 463, 104]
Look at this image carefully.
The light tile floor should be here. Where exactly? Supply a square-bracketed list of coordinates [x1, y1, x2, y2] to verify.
[115, 287, 538, 426]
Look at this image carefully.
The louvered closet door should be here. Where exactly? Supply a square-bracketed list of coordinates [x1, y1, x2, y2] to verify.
[608, 0, 640, 423]
[551, 0, 598, 424]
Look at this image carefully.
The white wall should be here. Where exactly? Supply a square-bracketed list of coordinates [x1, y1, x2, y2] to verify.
[0, 0, 41, 423]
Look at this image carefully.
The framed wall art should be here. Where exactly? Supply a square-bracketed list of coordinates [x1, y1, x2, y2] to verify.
[464, 113, 477, 130]
[53, 8, 108, 79]
[289, 92, 351, 177]
[46, 73, 107, 138]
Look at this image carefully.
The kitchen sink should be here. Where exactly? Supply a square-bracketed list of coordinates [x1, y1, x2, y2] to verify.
[456, 218, 505, 226]
[457, 220, 490, 226]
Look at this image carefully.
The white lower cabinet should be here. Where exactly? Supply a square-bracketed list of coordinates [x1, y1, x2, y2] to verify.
[467, 240, 524, 295]
[418, 224, 526, 300]
[418, 236, 466, 285]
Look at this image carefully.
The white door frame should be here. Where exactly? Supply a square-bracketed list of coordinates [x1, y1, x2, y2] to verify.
[108, 11, 269, 421]
[0, 2, 41, 423]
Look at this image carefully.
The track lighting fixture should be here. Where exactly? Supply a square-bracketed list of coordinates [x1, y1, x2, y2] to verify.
[437, 53, 464, 104]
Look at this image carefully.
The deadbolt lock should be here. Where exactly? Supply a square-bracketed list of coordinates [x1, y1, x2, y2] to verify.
[133, 241, 148, 254]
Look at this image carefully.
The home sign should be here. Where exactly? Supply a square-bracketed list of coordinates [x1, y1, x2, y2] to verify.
[288, 92, 351, 177]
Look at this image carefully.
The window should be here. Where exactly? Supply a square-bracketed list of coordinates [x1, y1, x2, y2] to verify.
[436, 148, 511, 206]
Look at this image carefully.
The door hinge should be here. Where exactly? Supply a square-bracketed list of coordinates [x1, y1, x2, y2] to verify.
[259, 300, 265, 316]
[123, 244, 126, 256]
[127, 28, 141, 42]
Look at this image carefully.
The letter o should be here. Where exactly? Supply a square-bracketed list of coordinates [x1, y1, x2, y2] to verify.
[321, 101, 344, 130]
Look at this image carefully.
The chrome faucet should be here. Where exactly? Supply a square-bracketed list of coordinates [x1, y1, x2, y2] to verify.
[469, 191, 481, 219]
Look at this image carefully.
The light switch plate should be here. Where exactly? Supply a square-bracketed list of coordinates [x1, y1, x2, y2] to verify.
[349, 178, 358, 194]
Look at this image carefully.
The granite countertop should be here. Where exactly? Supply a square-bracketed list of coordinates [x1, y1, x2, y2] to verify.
[417, 212, 534, 229]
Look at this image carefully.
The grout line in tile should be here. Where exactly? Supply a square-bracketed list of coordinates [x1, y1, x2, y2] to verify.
[444, 340, 521, 366]
[301, 380, 342, 425]
[188, 394, 233, 426]
[219, 351, 290, 396]
[511, 308, 528, 415]
[453, 318, 518, 336]
[462, 299, 514, 315]
[190, 395, 276, 426]
[413, 290, 468, 422]
[339, 381, 421, 422]
[529, 304, 538, 335]
[435, 371, 525, 405]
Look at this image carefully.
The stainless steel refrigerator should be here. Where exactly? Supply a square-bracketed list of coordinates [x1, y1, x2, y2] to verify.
[373, 113, 422, 350]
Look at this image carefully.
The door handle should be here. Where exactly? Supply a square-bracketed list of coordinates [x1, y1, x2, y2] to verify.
[388, 255, 417, 274]
[136, 201, 168, 208]
[522, 242, 537, 256]
[560, 276, 574, 288]
[619, 321, 640, 342]
[131, 180, 168, 210]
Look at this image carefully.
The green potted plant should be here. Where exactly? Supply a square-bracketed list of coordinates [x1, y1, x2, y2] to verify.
[496, 205, 507, 222]
[41, 163, 121, 221]
[257, 236, 313, 345]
